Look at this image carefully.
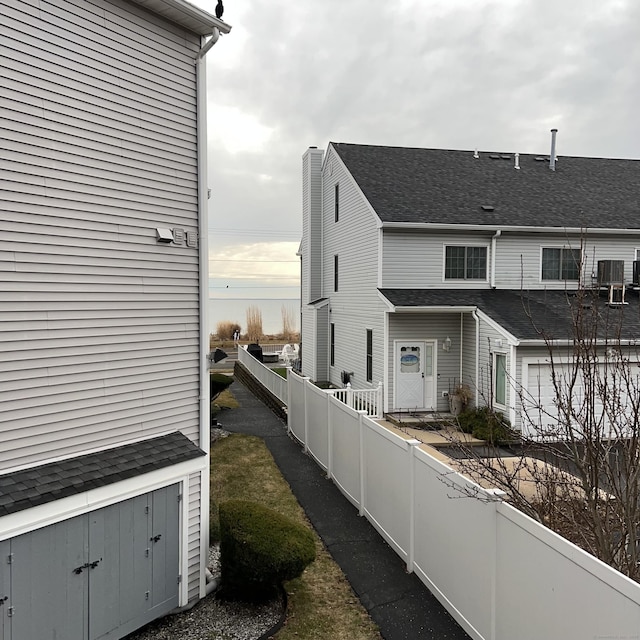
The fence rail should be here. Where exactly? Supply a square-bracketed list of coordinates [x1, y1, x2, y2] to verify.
[331, 382, 383, 418]
[237, 346, 288, 404]
[287, 369, 640, 640]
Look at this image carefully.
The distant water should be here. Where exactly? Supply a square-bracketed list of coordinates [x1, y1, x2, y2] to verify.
[209, 298, 300, 336]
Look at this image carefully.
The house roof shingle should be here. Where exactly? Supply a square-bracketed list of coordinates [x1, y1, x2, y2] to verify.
[332, 143, 640, 229]
[0, 431, 205, 517]
[379, 288, 640, 341]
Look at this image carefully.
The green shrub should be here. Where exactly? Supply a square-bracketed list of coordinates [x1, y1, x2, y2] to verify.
[457, 406, 514, 445]
[219, 500, 316, 599]
[210, 373, 234, 403]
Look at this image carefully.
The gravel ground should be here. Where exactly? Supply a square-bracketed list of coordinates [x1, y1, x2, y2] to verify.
[125, 544, 284, 640]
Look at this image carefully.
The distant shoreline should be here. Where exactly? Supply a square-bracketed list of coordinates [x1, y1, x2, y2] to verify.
[209, 298, 300, 336]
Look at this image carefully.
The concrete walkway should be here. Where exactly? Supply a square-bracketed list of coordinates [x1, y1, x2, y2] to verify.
[220, 380, 471, 640]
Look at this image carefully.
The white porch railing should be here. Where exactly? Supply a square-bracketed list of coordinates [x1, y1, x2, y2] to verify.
[331, 382, 383, 419]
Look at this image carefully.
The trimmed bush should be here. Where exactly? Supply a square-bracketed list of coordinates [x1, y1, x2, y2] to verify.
[219, 500, 316, 599]
[457, 406, 514, 445]
[209, 498, 220, 544]
[210, 373, 234, 403]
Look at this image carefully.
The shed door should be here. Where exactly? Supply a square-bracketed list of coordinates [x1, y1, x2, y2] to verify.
[6, 484, 180, 640]
[10, 517, 89, 640]
[395, 341, 435, 410]
[0, 540, 9, 640]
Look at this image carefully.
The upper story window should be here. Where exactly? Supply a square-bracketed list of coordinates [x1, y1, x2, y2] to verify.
[334, 254, 339, 292]
[334, 183, 340, 222]
[444, 246, 487, 280]
[542, 247, 581, 281]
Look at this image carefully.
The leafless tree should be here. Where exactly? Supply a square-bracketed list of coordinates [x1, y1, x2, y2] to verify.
[245, 305, 263, 343]
[444, 283, 640, 581]
[280, 305, 296, 341]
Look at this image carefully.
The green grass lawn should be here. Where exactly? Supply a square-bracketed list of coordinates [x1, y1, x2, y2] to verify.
[210, 430, 382, 640]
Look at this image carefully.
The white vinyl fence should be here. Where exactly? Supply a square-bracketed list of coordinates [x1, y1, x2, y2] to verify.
[237, 346, 288, 404]
[287, 369, 640, 640]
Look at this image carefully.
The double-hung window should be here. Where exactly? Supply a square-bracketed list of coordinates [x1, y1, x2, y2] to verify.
[541, 247, 581, 281]
[334, 255, 339, 292]
[445, 246, 487, 280]
[334, 183, 339, 222]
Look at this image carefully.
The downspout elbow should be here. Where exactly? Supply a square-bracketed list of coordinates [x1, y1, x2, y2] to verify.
[197, 28, 220, 60]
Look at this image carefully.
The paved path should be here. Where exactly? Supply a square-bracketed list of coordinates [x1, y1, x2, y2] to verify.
[220, 380, 471, 640]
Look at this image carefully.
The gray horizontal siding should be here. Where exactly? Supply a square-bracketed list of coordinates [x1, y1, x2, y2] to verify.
[321, 148, 385, 389]
[0, 0, 203, 471]
[188, 470, 202, 602]
[382, 229, 640, 290]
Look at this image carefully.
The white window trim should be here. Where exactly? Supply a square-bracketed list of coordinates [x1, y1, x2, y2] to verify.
[540, 245, 582, 283]
[493, 350, 508, 410]
[442, 243, 490, 282]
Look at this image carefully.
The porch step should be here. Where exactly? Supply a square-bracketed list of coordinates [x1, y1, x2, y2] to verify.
[384, 412, 456, 430]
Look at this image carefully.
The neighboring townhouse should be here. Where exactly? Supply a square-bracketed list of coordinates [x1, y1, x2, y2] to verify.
[0, 1, 230, 638]
[300, 139, 640, 435]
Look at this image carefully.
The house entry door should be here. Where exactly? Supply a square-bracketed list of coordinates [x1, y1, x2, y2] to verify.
[395, 341, 435, 410]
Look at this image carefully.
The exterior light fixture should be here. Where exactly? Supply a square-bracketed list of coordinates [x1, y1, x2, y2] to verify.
[443, 336, 452, 352]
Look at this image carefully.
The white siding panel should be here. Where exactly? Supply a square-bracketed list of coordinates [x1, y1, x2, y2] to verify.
[0, 0, 203, 472]
[321, 147, 385, 389]
[187, 471, 202, 602]
[382, 229, 640, 290]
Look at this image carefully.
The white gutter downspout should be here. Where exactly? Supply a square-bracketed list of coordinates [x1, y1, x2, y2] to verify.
[490, 229, 501, 289]
[196, 29, 219, 600]
[472, 309, 480, 406]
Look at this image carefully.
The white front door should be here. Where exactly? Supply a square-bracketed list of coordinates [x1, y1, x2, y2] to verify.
[395, 341, 435, 410]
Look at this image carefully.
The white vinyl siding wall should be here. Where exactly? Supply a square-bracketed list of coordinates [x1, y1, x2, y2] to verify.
[382, 230, 494, 289]
[382, 229, 640, 290]
[0, 0, 203, 471]
[187, 470, 202, 601]
[321, 148, 386, 389]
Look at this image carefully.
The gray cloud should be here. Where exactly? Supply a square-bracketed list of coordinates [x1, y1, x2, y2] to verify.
[199, 0, 640, 265]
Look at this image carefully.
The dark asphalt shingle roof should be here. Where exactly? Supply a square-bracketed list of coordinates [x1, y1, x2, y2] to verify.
[379, 288, 640, 341]
[332, 143, 640, 229]
[0, 431, 205, 516]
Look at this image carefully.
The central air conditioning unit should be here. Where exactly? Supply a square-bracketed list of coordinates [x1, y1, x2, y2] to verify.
[597, 260, 625, 286]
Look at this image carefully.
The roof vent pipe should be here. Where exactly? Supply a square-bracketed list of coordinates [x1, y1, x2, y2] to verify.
[514, 152, 520, 170]
[550, 128, 558, 171]
[473, 148, 479, 159]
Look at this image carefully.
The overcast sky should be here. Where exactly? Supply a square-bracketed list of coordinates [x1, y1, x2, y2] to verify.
[193, 0, 640, 300]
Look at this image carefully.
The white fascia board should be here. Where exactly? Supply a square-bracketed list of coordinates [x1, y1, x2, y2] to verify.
[475, 308, 520, 346]
[377, 290, 397, 310]
[392, 305, 478, 314]
[132, 0, 231, 34]
[379, 222, 640, 235]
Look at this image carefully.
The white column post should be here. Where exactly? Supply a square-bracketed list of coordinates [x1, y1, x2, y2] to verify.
[406, 438, 421, 573]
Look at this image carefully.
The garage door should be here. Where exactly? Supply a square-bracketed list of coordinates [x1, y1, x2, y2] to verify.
[524, 361, 639, 440]
[2, 484, 180, 640]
